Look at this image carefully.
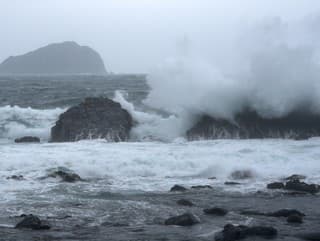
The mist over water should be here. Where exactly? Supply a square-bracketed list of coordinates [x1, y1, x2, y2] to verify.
[144, 15, 320, 125]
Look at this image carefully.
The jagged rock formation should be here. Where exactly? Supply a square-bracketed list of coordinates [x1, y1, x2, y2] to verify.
[187, 110, 320, 140]
[50, 98, 132, 142]
[0, 41, 107, 74]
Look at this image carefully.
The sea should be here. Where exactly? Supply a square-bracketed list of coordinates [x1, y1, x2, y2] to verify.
[0, 75, 320, 240]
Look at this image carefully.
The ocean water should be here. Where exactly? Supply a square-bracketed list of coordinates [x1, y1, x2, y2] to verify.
[1, 75, 320, 240]
[1, 75, 320, 192]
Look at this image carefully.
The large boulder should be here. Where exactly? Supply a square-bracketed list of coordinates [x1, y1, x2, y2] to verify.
[50, 98, 132, 142]
[187, 110, 320, 140]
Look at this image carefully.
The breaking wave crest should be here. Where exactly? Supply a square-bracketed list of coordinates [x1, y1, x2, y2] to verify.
[0, 105, 64, 141]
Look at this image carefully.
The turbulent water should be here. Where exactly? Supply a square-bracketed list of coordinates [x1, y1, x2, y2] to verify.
[1, 75, 320, 240]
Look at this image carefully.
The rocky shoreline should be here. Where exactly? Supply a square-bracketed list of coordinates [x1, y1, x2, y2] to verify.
[1, 172, 319, 241]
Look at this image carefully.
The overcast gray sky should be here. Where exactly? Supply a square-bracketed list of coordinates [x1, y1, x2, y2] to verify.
[1, 0, 320, 73]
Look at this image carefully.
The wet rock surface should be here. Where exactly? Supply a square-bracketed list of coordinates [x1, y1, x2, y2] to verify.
[164, 213, 200, 226]
[176, 199, 194, 207]
[0, 182, 319, 241]
[15, 214, 50, 230]
[14, 136, 40, 143]
[214, 224, 277, 241]
[50, 97, 132, 142]
[203, 207, 228, 216]
[44, 167, 82, 182]
[170, 185, 188, 192]
[187, 111, 320, 140]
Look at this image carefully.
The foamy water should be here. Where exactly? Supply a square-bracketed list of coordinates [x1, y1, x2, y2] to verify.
[1, 138, 320, 200]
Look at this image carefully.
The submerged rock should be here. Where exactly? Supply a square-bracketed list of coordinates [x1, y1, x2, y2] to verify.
[214, 224, 277, 241]
[230, 170, 254, 180]
[46, 167, 81, 182]
[284, 174, 307, 182]
[224, 181, 241, 185]
[269, 209, 305, 218]
[176, 199, 194, 207]
[203, 207, 228, 216]
[164, 213, 200, 226]
[287, 214, 303, 223]
[285, 180, 319, 194]
[267, 182, 285, 189]
[187, 111, 320, 140]
[191, 185, 213, 189]
[241, 209, 305, 218]
[14, 136, 40, 143]
[50, 97, 132, 142]
[6, 175, 24, 181]
[298, 232, 320, 240]
[170, 185, 188, 192]
[15, 214, 50, 230]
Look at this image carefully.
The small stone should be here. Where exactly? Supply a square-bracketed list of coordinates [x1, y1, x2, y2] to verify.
[224, 181, 241, 185]
[204, 207, 228, 216]
[269, 209, 305, 217]
[191, 185, 212, 189]
[14, 136, 40, 143]
[170, 185, 188, 192]
[164, 213, 200, 226]
[177, 199, 194, 207]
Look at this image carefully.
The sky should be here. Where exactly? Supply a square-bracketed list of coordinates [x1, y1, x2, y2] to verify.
[1, 0, 320, 73]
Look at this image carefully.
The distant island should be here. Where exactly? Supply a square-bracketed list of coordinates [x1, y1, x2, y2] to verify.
[0, 41, 107, 75]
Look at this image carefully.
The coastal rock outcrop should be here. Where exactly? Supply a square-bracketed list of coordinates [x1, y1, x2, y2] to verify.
[187, 110, 320, 140]
[0, 41, 107, 75]
[50, 97, 132, 142]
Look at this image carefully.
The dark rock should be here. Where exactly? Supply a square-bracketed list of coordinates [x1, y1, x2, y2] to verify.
[0, 41, 107, 75]
[287, 214, 303, 223]
[203, 207, 228, 216]
[164, 213, 200, 226]
[241, 209, 305, 218]
[191, 185, 213, 189]
[267, 182, 285, 189]
[214, 224, 277, 241]
[176, 199, 194, 207]
[47, 167, 81, 182]
[15, 214, 50, 230]
[170, 185, 188, 192]
[208, 177, 217, 180]
[298, 232, 320, 240]
[294, 133, 310, 140]
[230, 170, 254, 180]
[285, 180, 319, 194]
[224, 181, 241, 185]
[50, 97, 132, 142]
[187, 111, 320, 140]
[6, 175, 24, 181]
[14, 136, 40, 143]
[269, 209, 305, 217]
[285, 174, 307, 181]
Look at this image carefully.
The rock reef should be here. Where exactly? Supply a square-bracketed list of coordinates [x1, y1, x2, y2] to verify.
[187, 110, 320, 140]
[50, 97, 132, 142]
